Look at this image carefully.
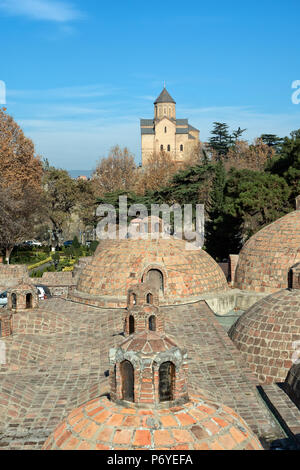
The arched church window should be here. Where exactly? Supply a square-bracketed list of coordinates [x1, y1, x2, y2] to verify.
[164, 127, 167, 133]
[160, 145, 163, 151]
[159, 361, 175, 402]
[120, 360, 134, 402]
[129, 315, 135, 334]
[148, 315, 156, 331]
[130, 293, 137, 306]
[167, 145, 170, 152]
[180, 144, 183, 151]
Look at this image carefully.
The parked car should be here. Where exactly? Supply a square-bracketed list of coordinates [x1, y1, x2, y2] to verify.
[35, 285, 52, 300]
[24, 240, 43, 247]
[63, 240, 73, 247]
[0, 291, 7, 307]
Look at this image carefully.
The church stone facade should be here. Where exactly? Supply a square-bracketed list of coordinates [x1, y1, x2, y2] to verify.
[140, 88, 200, 166]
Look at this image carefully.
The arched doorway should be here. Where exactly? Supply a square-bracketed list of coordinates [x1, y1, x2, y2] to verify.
[26, 293, 32, 309]
[146, 269, 164, 294]
[148, 315, 156, 331]
[129, 315, 135, 334]
[11, 293, 17, 309]
[159, 361, 175, 402]
[120, 360, 134, 402]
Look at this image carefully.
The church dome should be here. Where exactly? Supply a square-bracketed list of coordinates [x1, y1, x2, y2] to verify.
[228, 287, 300, 384]
[76, 238, 228, 307]
[234, 209, 300, 293]
[42, 392, 262, 451]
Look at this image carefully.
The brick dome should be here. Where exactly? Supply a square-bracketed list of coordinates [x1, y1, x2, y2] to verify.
[284, 362, 300, 407]
[235, 209, 300, 293]
[229, 288, 300, 384]
[76, 238, 228, 306]
[42, 392, 262, 450]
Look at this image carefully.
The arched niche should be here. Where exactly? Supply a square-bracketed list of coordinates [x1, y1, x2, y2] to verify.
[120, 360, 134, 402]
[146, 293, 153, 304]
[148, 315, 156, 331]
[159, 361, 175, 402]
[26, 293, 33, 309]
[145, 269, 164, 294]
[129, 315, 135, 335]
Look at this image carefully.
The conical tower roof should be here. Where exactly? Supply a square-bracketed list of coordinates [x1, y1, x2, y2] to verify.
[154, 87, 176, 104]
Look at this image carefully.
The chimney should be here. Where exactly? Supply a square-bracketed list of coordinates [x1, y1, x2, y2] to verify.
[296, 195, 300, 210]
[229, 254, 239, 285]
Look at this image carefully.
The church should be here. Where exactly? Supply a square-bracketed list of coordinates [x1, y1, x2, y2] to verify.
[140, 87, 200, 166]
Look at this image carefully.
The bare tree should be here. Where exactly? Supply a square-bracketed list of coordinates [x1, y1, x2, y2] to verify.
[136, 151, 178, 193]
[0, 108, 43, 262]
[92, 145, 137, 196]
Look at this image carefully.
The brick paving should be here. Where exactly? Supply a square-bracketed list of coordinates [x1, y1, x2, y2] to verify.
[0, 298, 285, 449]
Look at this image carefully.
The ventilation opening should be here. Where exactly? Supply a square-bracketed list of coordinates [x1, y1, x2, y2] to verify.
[121, 360, 134, 402]
[146, 293, 153, 304]
[149, 315, 156, 331]
[130, 293, 137, 306]
[11, 293, 17, 309]
[129, 315, 135, 334]
[288, 269, 293, 289]
[159, 361, 175, 402]
[26, 293, 32, 309]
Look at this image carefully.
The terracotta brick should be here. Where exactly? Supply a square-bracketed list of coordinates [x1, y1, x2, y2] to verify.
[176, 412, 196, 426]
[133, 430, 151, 447]
[154, 430, 174, 446]
[113, 429, 133, 445]
[172, 429, 193, 443]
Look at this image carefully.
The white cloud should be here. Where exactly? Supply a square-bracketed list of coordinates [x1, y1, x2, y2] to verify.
[7, 84, 118, 100]
[0, 0, 82, 22]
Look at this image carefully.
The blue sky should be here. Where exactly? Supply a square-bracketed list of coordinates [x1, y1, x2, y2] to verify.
[1, 0, 300, 171]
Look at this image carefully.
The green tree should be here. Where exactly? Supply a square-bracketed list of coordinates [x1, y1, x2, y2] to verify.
[260, 134, 283, 153]
[205, 161, 242, 260]
[209, 122, 232, 158]
[43, 167, 79, 250]
[225, 169, 291, 240]
[267, 129, 300, 203]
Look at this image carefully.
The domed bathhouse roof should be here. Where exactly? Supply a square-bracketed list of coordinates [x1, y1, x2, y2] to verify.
[229, 266, 300, 384]
[42, 392, 262, 451]
[43, 297, 262, 451]
[284, 360, 300, 408]
[234, 209, 300, 293]
[73, 237, 228, 308]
